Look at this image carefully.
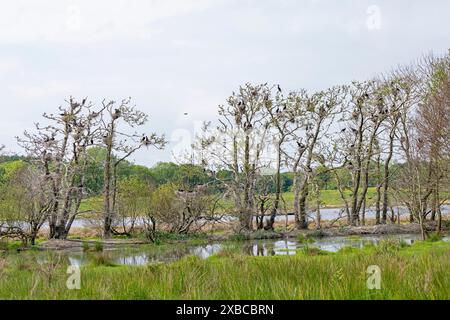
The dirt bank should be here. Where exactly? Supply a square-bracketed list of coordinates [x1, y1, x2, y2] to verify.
[292, 221, 447, 238]
[38, 238, 150, 251]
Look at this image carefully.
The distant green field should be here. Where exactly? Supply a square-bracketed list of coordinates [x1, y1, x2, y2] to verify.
[80, 187, 449, 214]
[281, 188, 378, 209]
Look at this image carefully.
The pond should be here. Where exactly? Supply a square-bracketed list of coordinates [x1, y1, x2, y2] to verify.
[33, 234, 450, 267]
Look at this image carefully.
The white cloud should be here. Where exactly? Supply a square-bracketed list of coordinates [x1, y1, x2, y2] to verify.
[0, 0, 219, 44]
[8, 82, 81, 99]
[0, 59, 21, 73]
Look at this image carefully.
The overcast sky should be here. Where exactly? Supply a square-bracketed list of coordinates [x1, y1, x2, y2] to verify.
[1, 0, 449, 166]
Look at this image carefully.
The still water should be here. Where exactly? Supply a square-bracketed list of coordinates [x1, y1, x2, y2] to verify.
[51, 234, 449, 267]
[67, 205, 450, 228]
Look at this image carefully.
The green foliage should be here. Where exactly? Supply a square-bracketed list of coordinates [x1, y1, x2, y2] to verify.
[0, 160, 26, 185]
[444, 220, 450, 229]
[82, 242, 90, 252]
[90, 253, 116, 267]
[297, 234, 315, 244]
[154, 231, 208, 242]
[300, 245, 328, 256]
[93, 242, 104, 252]
[375, 239, 401, 255]
[306, 229, 326, 239]
[230, 234, 247, 242]
[426, 232, 443, 243]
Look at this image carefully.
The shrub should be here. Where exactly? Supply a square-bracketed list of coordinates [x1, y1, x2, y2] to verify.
[301, 245, 327, 256]
[230, 234, 247, 241]
[90, 253, 116, 267]
[375, 238, 400, 255]
[93, 241, 104, 252]
[82, 242, 90, 252]
[426, 232, 443, 242]
[297, 234, 315, 244]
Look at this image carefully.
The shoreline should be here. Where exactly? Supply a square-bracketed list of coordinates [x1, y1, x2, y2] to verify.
[34, 221, 449, 251]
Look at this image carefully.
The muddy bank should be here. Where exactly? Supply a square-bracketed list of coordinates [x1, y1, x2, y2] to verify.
[38, 222, 448, 251]
[38, 239, 151, 251]
[212, 222, 448, 241]
[292, 222, 447, 238]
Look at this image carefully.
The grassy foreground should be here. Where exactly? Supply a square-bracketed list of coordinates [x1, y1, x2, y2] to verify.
[0, 241, 449, 300]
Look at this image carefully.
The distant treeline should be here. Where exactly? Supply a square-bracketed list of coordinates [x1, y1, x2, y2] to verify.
[0, 148, 406, 195]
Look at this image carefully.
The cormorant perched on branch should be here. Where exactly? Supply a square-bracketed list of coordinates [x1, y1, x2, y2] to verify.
[113, 108, 121, 119]
[277, 85, 282, 93]
[341, 128, 346, 132]
[297, 141, 306, 150]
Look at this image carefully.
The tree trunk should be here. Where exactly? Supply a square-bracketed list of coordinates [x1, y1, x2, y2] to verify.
[103, 139, 113, 238]
[375, 153, 382, 225]
[267, 140, 283, 230]
[315, 185, 321, 229]
[382, 121, 398, 224]
[297, 120, 322, 230]
[350, 115, 364, 226]
[356, 122, 380, 224]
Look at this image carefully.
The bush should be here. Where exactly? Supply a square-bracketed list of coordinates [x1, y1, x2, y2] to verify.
[308, 229, 326, 239]
[230, 234, 247, 242]
[90, 253, 116, 267]
[375, 239, 400, 255]
[301, 245, 327, 256]
[93, 241, 104, 252]
[426, 232, 443, 242]
[82, 242, 90, 252]
[0, 239, 8, 251]
[297, 234, 315, 244]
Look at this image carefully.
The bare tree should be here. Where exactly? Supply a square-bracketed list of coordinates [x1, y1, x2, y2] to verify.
[292, 86, 345, 229]
[264, 89, 305, 230]
[98, 98, 166, 238]
[17, 98, 101, 239]
[197, 83, 272, 231]
[377, 75, 414, 224]
[415, 54, 450, 233]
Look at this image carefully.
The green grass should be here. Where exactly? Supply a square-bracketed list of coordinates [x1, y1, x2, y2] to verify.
[79, 188, 450, 214]
[0, 241, 449, 300]
[281, 188, 378, 209]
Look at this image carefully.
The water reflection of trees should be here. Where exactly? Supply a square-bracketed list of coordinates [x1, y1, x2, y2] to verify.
[241, 242, 275, 257]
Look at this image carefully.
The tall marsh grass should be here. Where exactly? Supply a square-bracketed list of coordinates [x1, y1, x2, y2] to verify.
[0, 241, 449, 300]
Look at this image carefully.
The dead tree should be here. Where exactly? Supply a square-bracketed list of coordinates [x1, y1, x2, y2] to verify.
[265, 89, 305, 230]
[17, 97, 101, 239]
[99, 98, 165, 238]
[196, 83, 272, 231]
